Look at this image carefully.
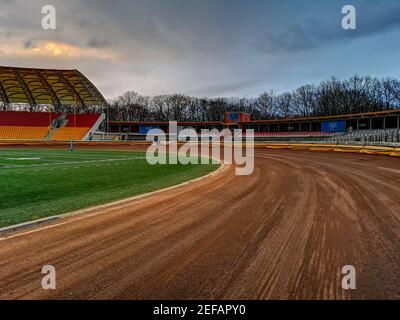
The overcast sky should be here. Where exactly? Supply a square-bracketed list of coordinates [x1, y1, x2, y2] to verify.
[1, 0, 400, 99]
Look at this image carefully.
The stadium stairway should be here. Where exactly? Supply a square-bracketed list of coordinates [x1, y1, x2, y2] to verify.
[51, 113, 105, 141]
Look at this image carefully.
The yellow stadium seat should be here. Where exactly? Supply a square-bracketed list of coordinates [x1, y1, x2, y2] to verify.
[51, 127, 89, 141]
[0, 126, 50, 140]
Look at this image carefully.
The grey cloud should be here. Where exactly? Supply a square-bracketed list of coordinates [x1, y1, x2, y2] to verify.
[78, 20, 91, 28]
[260, 2, 400, 54]
[1, 0, 400, 99]
[190, 79, 261, 97]
[86, 38, 110, 49]
[0, 30, 14, 38]
[23, 39, 36, 49]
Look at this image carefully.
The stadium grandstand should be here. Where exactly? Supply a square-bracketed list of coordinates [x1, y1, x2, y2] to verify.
[108, 110, 400, 143]
[0, 66, 107, 141]
[0, 111, 104, 141]
[0, 65, 399, 144]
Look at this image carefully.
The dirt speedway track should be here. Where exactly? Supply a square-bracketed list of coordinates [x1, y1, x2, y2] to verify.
[1, 148, 400, 300]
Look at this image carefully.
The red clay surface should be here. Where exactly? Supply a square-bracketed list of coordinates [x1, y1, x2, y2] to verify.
[1, 148, 400, 300]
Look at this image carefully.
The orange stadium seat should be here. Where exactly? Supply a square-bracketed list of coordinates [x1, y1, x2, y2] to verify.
[0, 126, 50, 140]
[51, 113, 101, 141]
[51, 127, 90, 141]
[0, 111, 54, 140]
[0, 112, 102, 141]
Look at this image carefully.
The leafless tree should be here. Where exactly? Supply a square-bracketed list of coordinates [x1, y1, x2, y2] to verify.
[292, 85, 316, 117]
[6, 75, 400, 121]
[256, 91, 276, 119]
[274, 92, 293, 118]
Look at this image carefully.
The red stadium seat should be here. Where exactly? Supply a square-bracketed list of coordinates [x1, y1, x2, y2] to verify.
[0, 112, 101, 141]
[0, 111, 59, 127]
[51, 113, 101, 141]
[64, 113, 101, 128]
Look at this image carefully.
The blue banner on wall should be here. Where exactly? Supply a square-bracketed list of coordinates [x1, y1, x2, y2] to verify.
[229, 113, 239, 122]
[139, 125, 160, 134]
[321, 120, 346, 132]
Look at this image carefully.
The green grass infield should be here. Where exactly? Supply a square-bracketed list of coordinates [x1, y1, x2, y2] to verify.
[0, 148, 219, 228]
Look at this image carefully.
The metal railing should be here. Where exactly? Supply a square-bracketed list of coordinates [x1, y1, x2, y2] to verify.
[329, 129, 400, 144]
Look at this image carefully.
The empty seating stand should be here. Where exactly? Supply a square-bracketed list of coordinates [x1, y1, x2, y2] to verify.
[51, 113, 101, 141]
[331, 129, 400, 143]
[246, 131, 333, 138]
[0, 126, 50, 140]
[0, 111, 59, 140]
[51, 127, 91, 141]
[0, 111, 101, 141]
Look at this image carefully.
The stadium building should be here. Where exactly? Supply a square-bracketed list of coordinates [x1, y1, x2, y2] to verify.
[109, 110, 400, 143]
[1, 66, 399, 143]
[0, 66, 107, 141]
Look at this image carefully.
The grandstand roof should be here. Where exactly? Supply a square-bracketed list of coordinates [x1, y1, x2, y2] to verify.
[0, 66, 108, 108]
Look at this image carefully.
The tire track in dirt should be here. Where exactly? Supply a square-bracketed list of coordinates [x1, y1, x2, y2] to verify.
[1, 149, 400, 299]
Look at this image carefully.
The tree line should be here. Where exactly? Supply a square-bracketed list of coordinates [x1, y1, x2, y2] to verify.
[107, 75, 400, 122]
[4, 75, 400, 121]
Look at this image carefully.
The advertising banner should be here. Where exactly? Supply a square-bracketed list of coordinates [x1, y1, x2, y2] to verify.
[321, 120, 346, 132]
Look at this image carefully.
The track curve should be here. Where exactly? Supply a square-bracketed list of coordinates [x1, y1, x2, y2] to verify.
[1, 149, 400, 300]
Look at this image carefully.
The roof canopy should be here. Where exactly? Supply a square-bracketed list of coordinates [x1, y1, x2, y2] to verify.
[0, 66, 108, 108]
